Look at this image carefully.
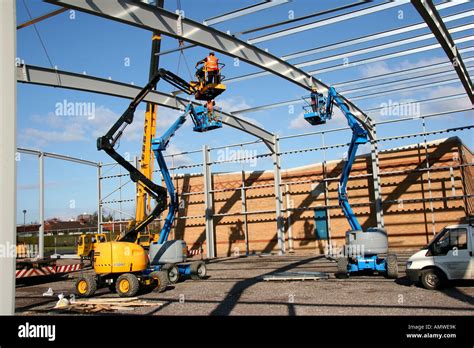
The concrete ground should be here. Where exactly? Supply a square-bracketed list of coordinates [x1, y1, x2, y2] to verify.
[15, 252, 474, 316]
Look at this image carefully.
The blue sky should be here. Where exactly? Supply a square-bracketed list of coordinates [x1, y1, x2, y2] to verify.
[16, 0, 473, 224]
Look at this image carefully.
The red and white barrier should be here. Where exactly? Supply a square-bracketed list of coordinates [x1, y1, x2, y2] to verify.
[187, 248, 203, 257]
[16, 263, 82, 279]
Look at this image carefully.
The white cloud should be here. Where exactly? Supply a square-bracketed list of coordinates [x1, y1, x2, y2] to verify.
[289, 112, 307, 130]
[19, 105, 188, 148]
[216, 96, 263, 127]
[359, 57, 446, 78]
[163, 142, 193, 167]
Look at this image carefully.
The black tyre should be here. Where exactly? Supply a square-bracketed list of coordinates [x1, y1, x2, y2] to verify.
[385, 254, 398, 279]
[162, 264, 180, 284]
[115, 273, 140, 297]
[149, 271, 169, 293]
[75, 274, 97, 297]
[420, 268, 444, 290]
[190, 261, 207, 280]
[335, 257, 349, 278]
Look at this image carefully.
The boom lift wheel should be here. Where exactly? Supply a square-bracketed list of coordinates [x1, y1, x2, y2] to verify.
[75, 274, 97, 297]
[116, 273, 140, 297]
[385, 254, 398, 279]
[162, 264, 180, 284]
[190, 261, 207, 280]
[335, 257, 349, 279]
[150, 271, 169, 292]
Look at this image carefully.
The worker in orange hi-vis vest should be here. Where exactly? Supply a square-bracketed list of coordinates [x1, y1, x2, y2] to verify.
[196, 51, 220, 85]
[206, 99, 217, 119]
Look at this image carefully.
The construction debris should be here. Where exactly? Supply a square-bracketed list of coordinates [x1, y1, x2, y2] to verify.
[54, 294, 70, 308]
[260, 271, 329, 282]
[42, 288, 54, 296]
[54, 297, 163, 313]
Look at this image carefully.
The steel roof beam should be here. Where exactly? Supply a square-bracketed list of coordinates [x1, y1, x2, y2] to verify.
[226, 9, 473, 84]
[203, 0, 290, 26]
[236, 0, 370, 36]
[246, 0, 469, 44]
[233, 60, 473, 115]
[16, 64, 275, 146]
[17, 147, 99, 167]
[411, 0, 474, 103]
[45, 0, 374, 137]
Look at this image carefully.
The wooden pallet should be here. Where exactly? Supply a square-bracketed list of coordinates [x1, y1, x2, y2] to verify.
[55, 297, 163, 313]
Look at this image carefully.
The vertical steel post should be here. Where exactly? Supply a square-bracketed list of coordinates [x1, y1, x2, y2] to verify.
[422, 117, 436, 235]
[241, 173, 249, 256]
[38, 152, 45, 258]
[272, 135, 285, 255]
[322, 132, 332, 253]
[0, 0, 16, 315]
[240, 145, 249, 256]
[369, 125, 384, 228]
[203, 145, 216, 258]
[97, 162, 103, 233]
[285, 183, 294, 253]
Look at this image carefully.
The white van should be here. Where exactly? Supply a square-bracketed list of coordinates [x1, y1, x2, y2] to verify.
[406, 223, 474, 290]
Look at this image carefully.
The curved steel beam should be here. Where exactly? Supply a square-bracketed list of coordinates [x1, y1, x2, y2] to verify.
[44, 0, 375, 138]
[16, 64, 275, 146]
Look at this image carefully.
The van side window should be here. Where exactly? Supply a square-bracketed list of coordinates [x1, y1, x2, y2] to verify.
[433, 228, 467, 255]
[449, 228, 467, 250]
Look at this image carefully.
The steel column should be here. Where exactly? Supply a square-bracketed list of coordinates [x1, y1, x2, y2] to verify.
[97, 162, 103, 233]
[38, 152, 45, 258]
[0, 0, 16, 316]
[285, 183, 294, 253]
[241, 169, 249, 256]
[203, 145, 215, 258]
[272, 136, 285, 255]
[369, 125, 384, 229]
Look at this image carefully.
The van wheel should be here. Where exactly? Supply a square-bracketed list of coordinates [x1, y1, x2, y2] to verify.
[420, 269, 444, 290]
[116, 273, 140, 297]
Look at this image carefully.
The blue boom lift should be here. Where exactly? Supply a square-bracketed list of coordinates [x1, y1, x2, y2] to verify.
[304, 86, 398, 279]
[98, 68, 224, 284]
[147, 102, 221, 283]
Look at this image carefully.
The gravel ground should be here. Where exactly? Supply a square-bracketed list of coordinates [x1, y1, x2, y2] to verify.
[15, 252, 474, 316]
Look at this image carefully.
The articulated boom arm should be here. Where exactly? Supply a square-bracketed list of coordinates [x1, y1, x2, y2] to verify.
[97, 69, 197, 243]
[151, 103, 204, 244]
[327, 87, 369, 232]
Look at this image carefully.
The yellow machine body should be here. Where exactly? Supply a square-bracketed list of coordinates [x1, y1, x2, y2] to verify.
[93, 241, 148, 274]
[192, 81, 226, 101]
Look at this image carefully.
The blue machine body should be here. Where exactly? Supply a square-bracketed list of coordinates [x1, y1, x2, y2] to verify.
[304, 87, 387, 274]
[191, 105, 223, 132]
[348, 255, 387, 273]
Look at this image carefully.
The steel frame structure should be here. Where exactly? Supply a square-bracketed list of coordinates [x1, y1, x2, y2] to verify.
[9, 0, 473, 274]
